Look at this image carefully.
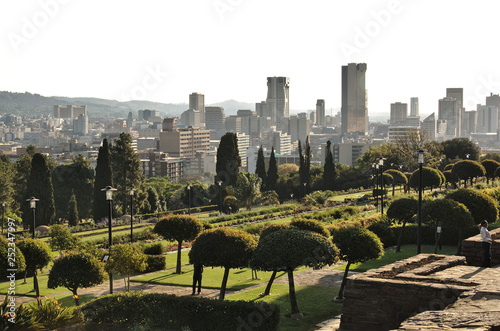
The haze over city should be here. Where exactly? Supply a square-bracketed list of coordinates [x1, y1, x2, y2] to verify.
[2, 0, 500, 119]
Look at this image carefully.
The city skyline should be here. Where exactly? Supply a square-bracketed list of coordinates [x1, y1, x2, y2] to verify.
[2, 1, 500, 119]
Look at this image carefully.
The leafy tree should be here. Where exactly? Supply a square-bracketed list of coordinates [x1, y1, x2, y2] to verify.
[421, 198, 474, 254]
[332, 227, 383, 300]
[278, 163, 299, 177]
[451, 160, 486, 187]
[323, 140, 336, 191]
[387, 198, 418, 252]
[48, 251, 107, 306]
[12, 145, 35, 216]
[25, 153, 56, 227]
[215, 132, 241, 188]
[17, 239, 51, 302]
[384, 169, 407, 196]
[481, 152, 500, 162]
[445, 189, 498, 224]
[106, 243, 147, 291]
[266, 147, 279, 192]
[0, 156, 14, 212]
[395, 130, 444, 170]
[251, 229, 339, 315]
[67, 191, 79, 227]
[48, 224, 78, 253]
[408, 167, 442, 192]
[154, 215, 204, 274]
[146, 186, 160, 213]
[290, 218, 329, 237]
[110, 133, 144, 212]
[52, 155, 94, 221]
[442, 138, 481, 160]
[255, 145, 267, 188]
[93, 139, 113, 221]
[481, 159, 500, 184]
[189, 228, 256, 300]
[0, 237, 25, 278]
[226, 172, 262, 210]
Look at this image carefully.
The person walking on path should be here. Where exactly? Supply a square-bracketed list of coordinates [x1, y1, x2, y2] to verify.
[192, 263, 203, 295]
[480, 220, 492, 267]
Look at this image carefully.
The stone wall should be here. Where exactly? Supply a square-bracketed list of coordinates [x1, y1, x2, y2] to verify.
[339, 255, 472, 331]
[461, 227, 500, 266]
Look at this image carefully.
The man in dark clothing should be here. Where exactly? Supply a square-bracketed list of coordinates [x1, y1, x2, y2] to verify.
[192, 263, 203, 295]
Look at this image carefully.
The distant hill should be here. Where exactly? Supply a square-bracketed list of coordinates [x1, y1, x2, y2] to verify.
[0, 91, 255, 118]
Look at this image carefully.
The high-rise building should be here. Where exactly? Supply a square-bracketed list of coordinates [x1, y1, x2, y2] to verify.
[236, 133, 250, 169]
[268, 131, 292, 155]
[446, 88, 463, 136]
[438, 97, 459, 137]
[287, 116, 310, 143]
[410, 97, 419, 117]
[180, 109, 201, 128]
[73, 114, 88, 135]
[189, 93, 205, 123]
[316, 99, 325, 127]
[390, 102, 408, 126]
[54, 105, 87, 118]
[226, 116, 242, 133]
[266, 77, 290, 127]
[256, 101, 269, 118]
[486, 93, 500, 109]
[421, 113, 436, 140]
[205, 106, 226, 139]
[476, 105, 498, 133]
[341, 63, 367, 135]
[159, 118, 210, 158]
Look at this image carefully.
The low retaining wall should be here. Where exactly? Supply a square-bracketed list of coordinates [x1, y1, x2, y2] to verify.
[339, 255, 471, 331]
[461, 227, 500, 266]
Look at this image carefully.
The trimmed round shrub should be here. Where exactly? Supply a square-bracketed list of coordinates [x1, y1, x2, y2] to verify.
[259, 223, 290, 239]
[445, 189, 498, 224]
[290, 218, 329, 237]
[143, 243, 164, 255]
[367, 222, 396, 248]
[144, 255, 165, 273]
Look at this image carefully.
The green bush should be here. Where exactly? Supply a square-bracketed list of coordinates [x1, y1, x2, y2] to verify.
[79, 292, 280, 330]
[290, 218, 329, 237]
[143, 243, 164, 255]
[445, 189, 498, 224]
[143, 255, 165, 273]
[367, 222, 397, 248]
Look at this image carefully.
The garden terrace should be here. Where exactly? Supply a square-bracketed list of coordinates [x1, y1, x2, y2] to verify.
[340, 254, 500, 330]
[461, 227, 500, 266]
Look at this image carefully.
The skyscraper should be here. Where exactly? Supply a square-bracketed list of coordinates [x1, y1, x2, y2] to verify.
[438, 97, 459, 137]
[266, 77, 290, 128]
[446, 88, 463, 137]
[189, 93, 205, 123]
[205, 106, 226, 139]
[341, 63, 367, 135]
[316, 99, 325, 127]
[410, 97, 419, 116]
[390, 102, 408, 126]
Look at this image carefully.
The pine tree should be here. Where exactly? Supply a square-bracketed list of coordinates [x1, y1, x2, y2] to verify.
[215, 132, 241, 187]
[266, 147, 279, 191]
[67, 191, 79, 227]
[110, 133, 144, 212]
[25, 153, 55, 227]
[93, 139, 113, 221]
[255, 145, 267, 188]
[323, 140, 336, 190]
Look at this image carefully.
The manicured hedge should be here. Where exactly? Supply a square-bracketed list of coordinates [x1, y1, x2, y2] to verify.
[143, 255, 165, 273]
[79, 292, 280, 331]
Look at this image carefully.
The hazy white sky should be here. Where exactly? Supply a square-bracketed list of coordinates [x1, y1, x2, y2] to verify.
[2, 0, 500, 118]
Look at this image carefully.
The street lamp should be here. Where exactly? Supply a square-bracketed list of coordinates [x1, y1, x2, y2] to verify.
[156, 200, 160, 220]
[217, 180, 222, 213]
[1, 201, 5, 235]
[375, 163, 379, 210]
[101, 186, 116, 294]
[417, 150, 424, 254]
[303, 182, 307, 198]
[465, 153, 470, 159]
[128, 188, 135, 243]
[187, 184, 191, 215]
[290, 193, 294, 201]
[379, 158, 385, 215]
[26, 197, 41, 305]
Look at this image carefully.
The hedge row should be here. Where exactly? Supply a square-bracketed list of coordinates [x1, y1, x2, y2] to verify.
[79, 292, 280, 331]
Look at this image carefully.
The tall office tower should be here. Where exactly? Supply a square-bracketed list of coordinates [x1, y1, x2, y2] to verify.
[421, 113, 436, 141]
[288, 115, 310, 143]
[410, 97, 419, 116]
[189, 93, 205, 123]
[159, 124, 210, 158]
[54, 105, 87, 118]
[73, 114, 88, 135]
[180, 109, 201, 128]
[256, 101, 269, 118]
[316, 99, 326, 127]
[486, 93, 500, 109]
[446, 88, 463, 137]
[341, 63, 368, 135]
[438, 97, 459, 137]
[205, 106, 226, 139]
[390, 102, 408, 125]
[266, 77, 290, 127]
[476, 105, 498, 133]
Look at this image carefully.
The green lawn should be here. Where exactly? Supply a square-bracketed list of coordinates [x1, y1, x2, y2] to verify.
[227, 284, 342, 331]
[332, 245, 457, 272]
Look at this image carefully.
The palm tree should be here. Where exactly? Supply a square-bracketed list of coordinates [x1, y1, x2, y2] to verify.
[227, 172, 262, 210]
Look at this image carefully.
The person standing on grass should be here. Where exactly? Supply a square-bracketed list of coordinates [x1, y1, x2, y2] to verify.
[192, 263, 203, 295]
[480, 220, 492, 267]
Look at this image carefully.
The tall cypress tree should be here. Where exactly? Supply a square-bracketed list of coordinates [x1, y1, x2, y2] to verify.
[93, 139, 113, 221]
[299, 137, 311, 195]
[266, 147, 279, 191]
[323, 140, 336, 190]
[67, 191, 79, 227]
[255, 145, 267, 188]
[215, 132, 241, 187]
[25, 153, 55, 227]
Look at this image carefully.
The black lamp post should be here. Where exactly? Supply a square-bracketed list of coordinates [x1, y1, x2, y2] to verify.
[101, 186, 116, 294]
[26, 197, 41, 305]
[1, 201, 5, 235]
[303, 182, 306, 198]
[129, 188, 135, 243]
[375, 163, 379, 210]
[156, 200, 160, 220]
[187, 184, 191, 215]
[379, 158, 385, 216]
[217, 180, 222, 213]
[417, 150, 424, 254]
